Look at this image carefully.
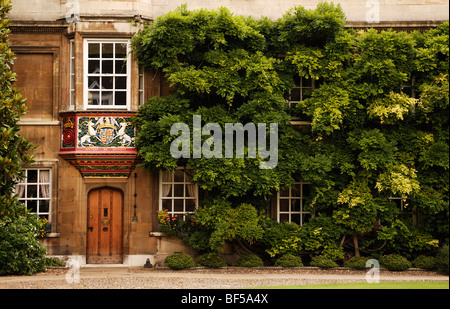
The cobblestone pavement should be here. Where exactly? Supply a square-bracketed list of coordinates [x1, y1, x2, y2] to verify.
[0, 267, 448, 289]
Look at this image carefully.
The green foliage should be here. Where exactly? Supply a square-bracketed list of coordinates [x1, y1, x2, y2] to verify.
[411, 255, 437, 270]
[43, 257, 66, 268]
[380, 254, 412, 271]
[132, 3, 449, 262]
[1, 0, 35, 218]
[237, 254, 264, 267]
[435, 245, 449, 274]
[344, 256, 369, 270]
[0, 0, 45, 276]
[274, 254, 303, 267]
[0, 213, 46, 275]
[197, 252, 227, 268]
[164, 253, 195, 270]
[309, 255, 338, 268]
[195, 200, 264, 252]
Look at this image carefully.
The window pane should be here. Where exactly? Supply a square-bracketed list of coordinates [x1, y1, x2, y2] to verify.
[185, 199, 196, 212]
[291, 199, 300, 212]
[174, 199, 183, 212]
[279, 188, 289, 197]
[174, 184, 184, 197]
[88, 43, 100, 58]
[101, 43, 114, 58]
[115, 43, 127, 58]
[115, 60, 127, 74]
[101, 91, 113, 105]
[279, 199, 289, 212]
[115, 77, 127, 89]
[162, 171, 172, 182]
[185, 184, 196, 197]
[27, 170, 38, 183]
[102, 60, 113, 74]
[162, 199, 172, 212]
[290, 88, 300, 101]
[291, 214, 300, 225]
[27, 185, 37, 198]
[28, 200, 38, 213]
[88, 91, 100, 105]
[292, 184, 301, 197]
[88, 77, 100, 89]
[162, 184, 172, 197]
[115, 92, 127, 105]
[88, 60, 100, 74]
[40, 200, 50, 213]
[101, 77, 113, 89]
[174, 170, 184, 182]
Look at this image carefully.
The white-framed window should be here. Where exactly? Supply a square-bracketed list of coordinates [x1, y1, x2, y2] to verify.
[159, 168, 198, 217]
[286, 76, 315, 108]
[83, 39, 131, 109]
[277, 182, 312, 225]
[139, 67, 145, 106]
[15, 168, 51, 220]
[69, 39, 75, 110]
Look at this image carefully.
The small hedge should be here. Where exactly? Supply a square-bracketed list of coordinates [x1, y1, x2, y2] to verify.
[275, 254, 303, 267]
[237, 254, 264, 267]
[197, 252, 227, 268]
[344, 256, 369, 270]
[164, 253, 195, 270]
[412, 255, 437, 270]
[310, 256, 338, 268]
[380, 254, 411, 271]
[436, 245, 449, 274]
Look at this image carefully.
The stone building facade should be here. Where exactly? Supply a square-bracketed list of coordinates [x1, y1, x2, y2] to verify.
[8, 0, 449, 265]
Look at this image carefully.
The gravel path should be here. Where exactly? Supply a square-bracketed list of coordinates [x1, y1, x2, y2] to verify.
[0, 267, 448, 289]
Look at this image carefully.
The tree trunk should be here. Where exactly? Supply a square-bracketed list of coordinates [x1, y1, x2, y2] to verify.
[353, 234, 360, 257]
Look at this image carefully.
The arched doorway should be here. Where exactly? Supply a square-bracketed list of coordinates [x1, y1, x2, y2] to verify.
[87, 187, 123, 264]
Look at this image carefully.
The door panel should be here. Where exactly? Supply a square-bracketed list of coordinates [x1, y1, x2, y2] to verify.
[87, 187, 123, 264]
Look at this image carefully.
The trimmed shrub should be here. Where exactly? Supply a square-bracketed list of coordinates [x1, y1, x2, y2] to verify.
[237, 254, 264, 267]
[310, 256, 338, 268]
[344, 256, 369, 270]
[275, 254, 303, 267]
[197, 252, 227, 268]
[164, 253, 195, 270]
[412, 255, 437, 270]
[436, 245, 449, 274]
[380, 254, 411, 271]
[0, 215, 47, 276]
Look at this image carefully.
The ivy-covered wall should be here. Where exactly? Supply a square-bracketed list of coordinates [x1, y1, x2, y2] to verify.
[131, 4, 449, 261]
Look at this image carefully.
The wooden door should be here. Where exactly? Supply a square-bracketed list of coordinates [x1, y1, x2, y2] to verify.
[87, 187, 123, 264]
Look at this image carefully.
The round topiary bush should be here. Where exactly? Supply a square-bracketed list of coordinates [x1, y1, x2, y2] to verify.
[197, 252, 227, 268]
[237, 254, 264, 267]
[435, 245, 449, 274]
[412, 255, 437, 270]
[344, 256, 369, 270]
[381, 254, 411, 271]
[164, 253, 195, 270]
[309, 256, 338, 268]
[275, 254, 303, 267]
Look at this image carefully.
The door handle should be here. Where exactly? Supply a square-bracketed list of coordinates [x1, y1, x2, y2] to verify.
[88, 226, 93, 232]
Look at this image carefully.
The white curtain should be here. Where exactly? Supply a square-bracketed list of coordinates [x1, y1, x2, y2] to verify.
[161, 171, 172, 197]
[16, 185, 25, 198]
[39, 170, 50, 198]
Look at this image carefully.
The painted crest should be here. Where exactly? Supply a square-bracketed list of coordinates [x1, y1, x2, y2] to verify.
[78, 116, 135, 148]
